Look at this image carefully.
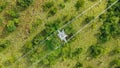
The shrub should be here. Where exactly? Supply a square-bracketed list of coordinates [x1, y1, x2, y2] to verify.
[89, 45, 104, 58]
[75, 0, 85, 10]
[99, 22, 119, 43]
[0, 2, 7, 12]
[3, 56, 16, 66]
[45, 36, 60, 50]
[64, 24, 76, 39]
[110, 59, 120, 68]
[31, 19, 42, 31]
[58, 3, 65, 9]
[0, 40, 10, 52]
[64, 0, 70, 2]
[48, 7, 57, 17]
[110, 47, 120, 55]
[42, 58, 49, 65]
[17, 0, 33, 8]
[72, 48, 82, 57]
[61, 45, 72, 59]
[22, 41, 33, 53]
[13, 18, 19, 26]
[99, 13, 107, 21]
[98, 1, 120, 43]
[89, 0, 97, 2]
[6, 20, 16, 32]
[0, 18, 3, 26]
[44, 19, 61, 36]
[42, 1, 54, 11]
[84, 16, 94, 24]
[6, 10, 19, 18]
[32, 33, 45, 45]
[75, 62, 83, 68]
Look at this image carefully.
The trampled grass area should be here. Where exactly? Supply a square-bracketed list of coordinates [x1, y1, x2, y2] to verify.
[0, 0, 119, 68]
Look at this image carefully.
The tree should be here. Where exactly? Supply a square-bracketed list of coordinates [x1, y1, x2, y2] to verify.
[75, 0, 85, 10]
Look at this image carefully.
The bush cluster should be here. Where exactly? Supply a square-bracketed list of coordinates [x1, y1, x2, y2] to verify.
[89, 45, 104, 58]
[98, 1, 120, 43]
[0, 2, 7, 12]
[75, 0, 85, 10]
[17, 0, 33, 9]
[0, 40, 10, 52]
[6, 19, 19, 32]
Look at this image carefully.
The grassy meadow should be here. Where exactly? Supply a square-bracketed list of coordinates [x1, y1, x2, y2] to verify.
[0, 0, 119, 68]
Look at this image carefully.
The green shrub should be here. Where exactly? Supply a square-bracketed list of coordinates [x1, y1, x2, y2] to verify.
[84, 16, 94, 24]
[75, 62, 83, 68]
[0, 18, 3, 26]
[89, 0, 97, 2]
[45, 36, 60, 50]
[0, 40, 10, 52]
[48, 7, 57, 17]
[44, 19, 61, 36]
[32, 18, 61, 45]
[31, 19, 42, 32]
[110, 47, 120, 55]
[99, 22, 119, 43]
[61, 45, 72, 59]
[6, 10, 19, 18]
[89, 45, 104, 58]
[99, 13, 107, 21]
[6, 20, 16, 32]
[3, 56, 16, 66]
[58, 3, 65, 9]
[0, 2, 7, 12]
[64, 24, 76, 39]
[64, 0, 70, 2]
[75, 0, 85, 10]
[42, 1, 54, 11]
[98, 1, 120, 43]
[72, 48, 82, 57]
[17, 0, 33, 8]
[110, 59, 120, 68]
[22, 41, 33, 53]
[13, 18, 19, 26]
[32, 33, 45, 45]
[42, 58, 49, 65]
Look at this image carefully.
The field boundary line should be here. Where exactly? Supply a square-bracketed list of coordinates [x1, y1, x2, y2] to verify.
[29, 0, 119, 67]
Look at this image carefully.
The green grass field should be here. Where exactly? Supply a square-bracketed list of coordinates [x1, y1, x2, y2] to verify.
[0, 0, 119, 68]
